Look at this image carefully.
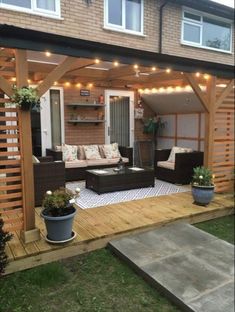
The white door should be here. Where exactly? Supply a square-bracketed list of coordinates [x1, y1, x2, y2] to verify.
[32, 87, 64, 156]
[105, 90, 134, 147]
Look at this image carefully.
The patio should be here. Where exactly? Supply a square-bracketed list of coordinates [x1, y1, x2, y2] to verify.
[5, 191, 234, 275]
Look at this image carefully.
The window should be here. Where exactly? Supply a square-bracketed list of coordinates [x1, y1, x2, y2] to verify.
[105, 0, 143, 35]
[182, 9, 232, 53]
[0, 0, 60, 18]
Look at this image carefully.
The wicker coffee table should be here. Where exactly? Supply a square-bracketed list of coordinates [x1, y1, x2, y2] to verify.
[86, 167, 155, 194]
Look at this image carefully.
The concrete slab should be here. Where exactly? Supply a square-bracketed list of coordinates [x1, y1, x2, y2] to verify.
[108, 223, 234, 312]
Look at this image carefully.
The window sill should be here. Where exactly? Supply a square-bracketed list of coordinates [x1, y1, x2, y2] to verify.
[0, 6, 63, 20]
[181, 41, 232, 55]
[103, 26, 146, 38]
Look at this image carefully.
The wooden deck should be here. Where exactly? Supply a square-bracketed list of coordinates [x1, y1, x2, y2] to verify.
[5, 192, 234, 275]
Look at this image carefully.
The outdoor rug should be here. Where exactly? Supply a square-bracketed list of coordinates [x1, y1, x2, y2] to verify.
[66, 179, 188, 209]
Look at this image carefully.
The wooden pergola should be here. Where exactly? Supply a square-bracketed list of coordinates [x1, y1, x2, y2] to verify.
[0, 44, 234, 243]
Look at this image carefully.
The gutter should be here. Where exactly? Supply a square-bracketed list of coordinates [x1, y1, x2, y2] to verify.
[159, 0, 170, 54]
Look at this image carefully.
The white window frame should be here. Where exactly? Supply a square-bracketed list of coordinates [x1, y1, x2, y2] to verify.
[181, 7, 233, 54]
[0, 0, 61, 19]
[104, 0, 144, 36]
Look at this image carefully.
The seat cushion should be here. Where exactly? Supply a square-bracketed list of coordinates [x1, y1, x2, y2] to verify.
[105, 157, 129, 165]
[65, 160, 87, 168]
[86, 159, 111, 166]
[77, 145, 86, 160]
[157, 161, 175, 170]
[84, 145, 102, 160]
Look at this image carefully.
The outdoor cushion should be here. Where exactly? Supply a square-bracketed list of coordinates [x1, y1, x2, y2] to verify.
[62, 144, 78, 161]
[157, 161, 175, 170]
[32, 155, 40, 163]
[168, 146, 192, 163]
[106, 157, 129, 165]
[102, 143, 121, 159]
[86, 159, 111, 166]
[65, 160, 87, 169]
[84, 145, 102, 160]
[77, 145, 86, 160]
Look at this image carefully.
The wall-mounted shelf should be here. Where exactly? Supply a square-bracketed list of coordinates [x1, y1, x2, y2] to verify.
[67, 103, 105, 110]
[68, 119, 105, 125]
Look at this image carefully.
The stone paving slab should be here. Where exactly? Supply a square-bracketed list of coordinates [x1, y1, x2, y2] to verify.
[108, 223, 234, 312]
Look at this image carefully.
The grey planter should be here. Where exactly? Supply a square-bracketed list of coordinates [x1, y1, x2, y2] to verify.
[192, 185, 215, 206]
[41, 207, 76, 242]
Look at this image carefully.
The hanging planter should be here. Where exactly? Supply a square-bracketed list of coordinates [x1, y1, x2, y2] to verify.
[11, 86, 40, 111]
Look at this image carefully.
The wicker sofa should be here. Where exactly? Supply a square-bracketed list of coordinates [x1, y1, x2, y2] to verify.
[46, 145, 133, 182]
[154, 148, 204, 184]
[34, 156, 65, 206]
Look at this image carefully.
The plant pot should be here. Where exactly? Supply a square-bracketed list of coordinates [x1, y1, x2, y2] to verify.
[192, 185, 215, 206]
[20, 101, 32, 111]
[41, 206, 76, 242]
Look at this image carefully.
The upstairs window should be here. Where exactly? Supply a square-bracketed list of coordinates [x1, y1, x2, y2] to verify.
[0, 0, 60, 18]
[105, 0, 143, 35]
[182, 9, 232, 53]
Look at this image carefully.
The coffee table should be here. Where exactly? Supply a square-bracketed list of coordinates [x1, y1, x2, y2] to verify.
[86, 167, 155, 194]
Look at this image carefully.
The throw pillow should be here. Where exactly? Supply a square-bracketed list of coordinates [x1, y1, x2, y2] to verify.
[102, 143, 121, 159]
[62, 144, 78, 161]
[84, 145, 102, 160]
[168, 146, 186, 163]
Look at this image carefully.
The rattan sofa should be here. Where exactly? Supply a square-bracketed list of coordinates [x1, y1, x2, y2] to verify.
[34, 156, 65, 206]
[154, 149, 204, 184]
[46, 146, 133, 182]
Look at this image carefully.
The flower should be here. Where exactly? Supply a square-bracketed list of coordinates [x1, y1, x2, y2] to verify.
[191, 166, 214, 187]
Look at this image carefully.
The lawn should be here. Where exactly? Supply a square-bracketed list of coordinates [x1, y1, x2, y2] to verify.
[0, 215, 234, 312]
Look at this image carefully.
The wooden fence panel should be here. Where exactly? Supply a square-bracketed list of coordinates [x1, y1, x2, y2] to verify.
[213, 85, 234, 192]
[0, 106, 24, 232]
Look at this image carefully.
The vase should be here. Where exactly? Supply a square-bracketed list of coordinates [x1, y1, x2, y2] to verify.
[192, 185, 214, 206]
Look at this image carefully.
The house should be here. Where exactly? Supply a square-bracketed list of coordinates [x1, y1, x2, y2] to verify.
[0, 0, 234, 242]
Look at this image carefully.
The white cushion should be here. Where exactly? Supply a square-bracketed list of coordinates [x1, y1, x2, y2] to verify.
[84, 145, 102, 160]
[105, 157, 129, 165]
[86, 159, 111, 166]
[62, 144, 78, 161]
[77, 145, 86, 160]
[168, 146, 190, 163]
[102, 143, 121, 159]
[32, 155, 40, 163]
[157, 161, 175, 170]
[65, 160, 87, 168]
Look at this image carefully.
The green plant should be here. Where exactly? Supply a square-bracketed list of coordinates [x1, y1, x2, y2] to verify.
[143, 115, 166, 147]
[11, 86, 40, 110]
[42, 188, 74, 217]
[192, 166, 214, 186]
[0, 218, 13, 275]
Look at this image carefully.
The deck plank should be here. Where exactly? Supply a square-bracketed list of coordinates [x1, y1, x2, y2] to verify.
[5, 192, 234, 274]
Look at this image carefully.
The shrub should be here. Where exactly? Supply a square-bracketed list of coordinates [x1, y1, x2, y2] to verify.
[192, 166, 214, 186]
[0, 218, 13, 275]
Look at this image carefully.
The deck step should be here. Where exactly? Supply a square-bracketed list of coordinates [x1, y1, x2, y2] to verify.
[108, 223, 234, 312]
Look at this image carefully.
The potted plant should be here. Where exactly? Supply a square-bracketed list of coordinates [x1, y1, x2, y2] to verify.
[191, 166, 215, 206]
[41, 188, 79, 243]
[11, 86, 40, 111]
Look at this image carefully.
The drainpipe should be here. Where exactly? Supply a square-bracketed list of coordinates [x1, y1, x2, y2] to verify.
[159, 0, 170, 53]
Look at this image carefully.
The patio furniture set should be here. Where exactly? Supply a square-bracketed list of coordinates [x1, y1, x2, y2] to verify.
[33, 143, 203, 206]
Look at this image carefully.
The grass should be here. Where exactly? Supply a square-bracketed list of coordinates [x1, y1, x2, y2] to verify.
[0, 215, 234, 312]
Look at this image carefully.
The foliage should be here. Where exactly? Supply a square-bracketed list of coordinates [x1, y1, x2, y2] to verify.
[143, 116, 165, 135]
[42, 188, 74, 217]
[11, 86, 40, 110]
[192, 166, 214, 186]
[0, 218, 13, 275]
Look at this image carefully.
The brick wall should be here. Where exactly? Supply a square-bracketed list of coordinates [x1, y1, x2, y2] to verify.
[63, 86, 154, 145]
[162, 3, 234, 65]
[0, 0, 233, 65]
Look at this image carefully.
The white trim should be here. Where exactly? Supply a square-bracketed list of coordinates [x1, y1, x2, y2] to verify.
[104, 0, 144, 36]
[181, 7, 233, 54]
[105, 90, 134, 147]
[0, 0, 61, 19]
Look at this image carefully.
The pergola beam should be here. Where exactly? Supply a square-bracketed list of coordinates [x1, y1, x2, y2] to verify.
[184, 73, 210, 113]
[215, 79, 234, 110]
[0, 76, 13, 97]
[36, 56, 77, 97]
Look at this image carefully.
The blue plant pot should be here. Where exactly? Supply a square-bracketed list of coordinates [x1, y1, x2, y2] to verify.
[192, 185, 214, 206]
[41, 207, 76, 242]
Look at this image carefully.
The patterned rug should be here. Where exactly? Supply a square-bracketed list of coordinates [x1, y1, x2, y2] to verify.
[66, 179, 189, 209]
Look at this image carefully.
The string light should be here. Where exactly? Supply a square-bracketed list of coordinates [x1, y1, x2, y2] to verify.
[151, 88, 157, 93]
[114, 61, 119, 67]
[95, 59, 100, 64]
[76, 83, 81, 88]
[134, 64, 139, 69]
[204, 74, 210, 80]
[27, 79, 31, 83]
[53, 81, 58, 86]
[195, 72, 200, 77]
[65, 82, 71, 87]
[166, 68, 171, 74]
[11, 77, 16, 82]
[152, 67, 156, 71]
[138, 89, 143, 94]
[88, 83, 93, 88]
[45, 51, 51, 57]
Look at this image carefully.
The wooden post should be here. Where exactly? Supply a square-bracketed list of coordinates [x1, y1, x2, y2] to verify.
[15, 49, 40, 243]
[204, 76, 216, 168]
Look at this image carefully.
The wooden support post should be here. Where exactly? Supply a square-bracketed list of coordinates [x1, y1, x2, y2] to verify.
[15, 49, 40, 243]
[204, 76, 216, 168]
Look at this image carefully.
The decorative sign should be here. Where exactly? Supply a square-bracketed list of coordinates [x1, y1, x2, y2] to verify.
[80, 89, 90, 96]
[134, 107, 144, 119]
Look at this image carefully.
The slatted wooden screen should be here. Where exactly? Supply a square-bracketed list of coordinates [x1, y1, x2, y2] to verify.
[213, 84, 234, 192]
[0, 106, 24, 232]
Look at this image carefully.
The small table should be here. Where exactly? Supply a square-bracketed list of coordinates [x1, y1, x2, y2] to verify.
[86, 167, 155, 194]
